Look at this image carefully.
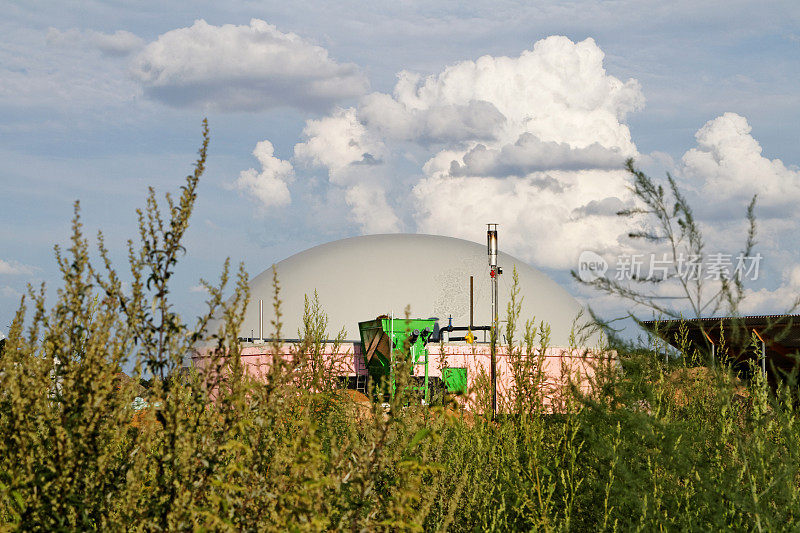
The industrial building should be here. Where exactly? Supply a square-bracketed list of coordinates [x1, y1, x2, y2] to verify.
[194, 232, 609, 410]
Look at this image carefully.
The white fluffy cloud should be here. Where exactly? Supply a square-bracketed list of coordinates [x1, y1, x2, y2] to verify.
[682, 113, 800, 213]
[359, 92, 507, 143]
[130, 19, 368, 112]
[294, 108, 385, 183]
[738, 264, 800, 315]
[344, 183, 402, 234]
[414, 169, 633, 269]
[47, 28, 145, 56]
[0, 286, 22, 299]
[667, 113, 800, 315]
[294, 107, 401, 232]
[0, 259, 35, 276]
[573, 113, 800, 319]
[233, 140, 294, 208]
[362, 36, 643, 150]
[272, 36, 642, 247]
[406, 36, 642, 267]
[449, 135, 627, 176]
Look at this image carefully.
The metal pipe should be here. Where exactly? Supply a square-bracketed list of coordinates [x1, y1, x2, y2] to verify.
[487, 224, 498, 268]
[491, 269, 497, 418]
[259, 299, 263, 342]
[487, 224, 499, 419]
[434, 324, 491, 342]
[702, 330, 715, 367]
[470, 275, 474, 329]
[390, 311, 395, 398]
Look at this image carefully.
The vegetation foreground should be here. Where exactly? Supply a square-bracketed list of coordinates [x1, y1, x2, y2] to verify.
[2, 124, 800, 531]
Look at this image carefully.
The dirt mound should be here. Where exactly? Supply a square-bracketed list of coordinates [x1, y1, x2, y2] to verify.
[665, 366, 748, 408]
[324, 389, 374, 421]
[338, 389, 371, 405]
[668, 366, 716, 382]
[443, 407, 476, 426]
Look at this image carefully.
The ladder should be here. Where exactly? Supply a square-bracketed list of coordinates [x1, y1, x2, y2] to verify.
[354, 373, 367, 394]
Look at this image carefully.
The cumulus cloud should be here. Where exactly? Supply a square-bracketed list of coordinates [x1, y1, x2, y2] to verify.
[654, 112, 800, 316]
[682, 113, 800, 214]
[738, 264, 800, 315]
[268, 36, 642, 248]
[570, 113, 800, 322]
[294, 108, 385, 182]
[344, 183, 403, 234]
[294, 107, 401, 232]
[189, 284, 210, 294]
[449, 134, 627, 176]
[130, 19, 368, 112]
[361, 36, 643, 150]
[571, 196, 629, 218]
[233, 140, 294, 208]
[407, 36, 643, 267]
[0, 286, 22, 299]
[0, 259, 35, 276]
[360, 92, 507, 143]
[47, 28, 144, 56]
[414, 170, 633, 268]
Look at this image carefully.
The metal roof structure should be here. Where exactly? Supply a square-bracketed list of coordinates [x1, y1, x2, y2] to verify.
[240, 233, 599, 347]
[641, 314, 800, 379]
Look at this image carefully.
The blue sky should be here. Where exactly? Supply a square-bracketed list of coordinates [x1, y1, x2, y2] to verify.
[2, 1, 799, 335]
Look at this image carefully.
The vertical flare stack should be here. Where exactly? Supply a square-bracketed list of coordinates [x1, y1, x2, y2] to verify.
[487, 223, 499, 418]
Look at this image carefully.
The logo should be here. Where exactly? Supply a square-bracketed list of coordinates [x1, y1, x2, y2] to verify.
[577, 250, 608, 283]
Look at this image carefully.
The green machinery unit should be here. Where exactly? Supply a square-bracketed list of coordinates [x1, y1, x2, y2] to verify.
[358, 317, 435, 402]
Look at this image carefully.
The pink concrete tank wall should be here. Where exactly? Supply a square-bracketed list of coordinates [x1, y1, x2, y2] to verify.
[193, 342, 612, 411]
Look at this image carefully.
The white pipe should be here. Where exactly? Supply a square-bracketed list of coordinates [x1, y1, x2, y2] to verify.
[259, 299, 263, 342]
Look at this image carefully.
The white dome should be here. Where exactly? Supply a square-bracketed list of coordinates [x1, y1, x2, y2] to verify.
[242, 234, 594, 347]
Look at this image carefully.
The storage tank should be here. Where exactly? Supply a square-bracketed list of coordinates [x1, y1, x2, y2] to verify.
[241, 233, 595, 347]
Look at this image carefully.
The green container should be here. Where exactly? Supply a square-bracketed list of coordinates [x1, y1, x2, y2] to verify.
[442, 367, 468, 394]
[358, 317, 436, 400]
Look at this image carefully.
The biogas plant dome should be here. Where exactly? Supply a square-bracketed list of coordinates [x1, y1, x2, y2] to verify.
[243, 234, 596, 347]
